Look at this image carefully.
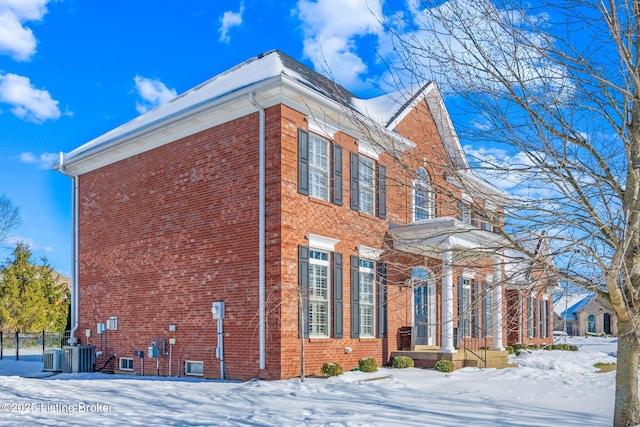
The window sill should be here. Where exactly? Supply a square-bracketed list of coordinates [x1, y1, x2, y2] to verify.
[359, 337, 377, 341]
[308, 197, 333, 208]
[308, 337, 331, 343]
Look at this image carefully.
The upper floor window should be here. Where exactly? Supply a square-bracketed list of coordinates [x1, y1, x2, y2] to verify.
[350, 152, 386, 219]
[308, 134, 329, 200]
[359, 156, 376, 215]
[298, 129, 343, 205]
[414, 168, 435, 221]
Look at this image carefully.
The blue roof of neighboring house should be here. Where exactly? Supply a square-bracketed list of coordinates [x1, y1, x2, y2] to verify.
[555, 294, 593, 320]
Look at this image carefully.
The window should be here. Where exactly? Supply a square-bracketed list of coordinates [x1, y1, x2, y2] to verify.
[298, 244, 344, 339]
[351, 255, 385, 339]
[119, 358, 133, 371]
[298, 129, 343, 205]
[414, 168, 435, 221]
[482, 282, 493, 337]
[540, 299, 547, 338]
[527, 297, 534, 338]
[457, 201, 471, 224]
[359, 259, 376, 338]
[458, 278, 472, 339]
[185, 361, 204, 376]
[308, 134, 329, 200]
[350, 152, 386, 218]
[587, 314, 596, 333]
[359, 156, 376, 215]
[309, 249, 330, 337]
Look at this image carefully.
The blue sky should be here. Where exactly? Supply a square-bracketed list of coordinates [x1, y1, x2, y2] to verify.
[0, 0, 408, 275]
[0, 0, 564, 275]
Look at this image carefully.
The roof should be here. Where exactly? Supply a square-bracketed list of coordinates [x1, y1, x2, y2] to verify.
[554, 293, 593, 319]
[55, 50, 490, 185]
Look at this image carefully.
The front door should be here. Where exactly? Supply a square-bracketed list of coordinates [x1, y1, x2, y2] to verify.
[413, 268, 436, 346]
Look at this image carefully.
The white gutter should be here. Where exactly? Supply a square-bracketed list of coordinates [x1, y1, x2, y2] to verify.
[249, 91, 266, 371]
[56, 152, 79, 345]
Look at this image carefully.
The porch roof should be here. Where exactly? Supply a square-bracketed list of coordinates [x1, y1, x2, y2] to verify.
[389, 217, 508, 260]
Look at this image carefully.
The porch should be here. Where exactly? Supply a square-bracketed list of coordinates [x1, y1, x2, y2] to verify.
[389, 347, 513, 370]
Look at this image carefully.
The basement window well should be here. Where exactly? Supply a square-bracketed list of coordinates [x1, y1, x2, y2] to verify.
[185, 361, 204, 376]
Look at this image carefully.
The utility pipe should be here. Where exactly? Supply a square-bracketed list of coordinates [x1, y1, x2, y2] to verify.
[58, 153, 79, 345]
[249, 92, 266, 371]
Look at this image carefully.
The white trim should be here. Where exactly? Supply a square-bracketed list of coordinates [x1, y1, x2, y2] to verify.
[306, 234, 340, 252]
[461, 270, 476, 279]
[357, 140, 380, 160]
[308, 116, 338, 139]
[357, 245, 383, 260]
[461, 192, 473, 203]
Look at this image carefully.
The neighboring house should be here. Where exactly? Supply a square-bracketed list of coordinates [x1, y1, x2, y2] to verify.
[55, 50, 555, 380]
[554, 293, 617, 336]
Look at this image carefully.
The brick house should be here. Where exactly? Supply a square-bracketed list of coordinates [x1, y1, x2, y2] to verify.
[55, 50, 554, 379]
[554, 293, 617, 336]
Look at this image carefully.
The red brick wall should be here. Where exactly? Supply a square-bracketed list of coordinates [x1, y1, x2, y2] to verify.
[78, 112, 269, 380]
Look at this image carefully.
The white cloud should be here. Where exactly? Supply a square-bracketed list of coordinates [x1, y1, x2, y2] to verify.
[0, 0, 50, 61]
[133, 76, 177, 114]
[295, 0, 384, 89]
[4, 235, 54, 252]
[19, 151, 58, 169]
[0, 72, 61, 122]
[218, 4, 244, 43]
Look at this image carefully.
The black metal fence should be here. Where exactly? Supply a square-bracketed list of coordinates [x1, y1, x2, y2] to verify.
[0, 331, 68, 362]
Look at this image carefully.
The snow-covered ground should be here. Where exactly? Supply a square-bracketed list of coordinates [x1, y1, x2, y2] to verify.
[0, 336, 619, 426]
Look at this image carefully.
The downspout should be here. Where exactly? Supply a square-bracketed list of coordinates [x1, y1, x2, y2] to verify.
[249, 92, 266, 371]
[58, 152, 79, 345]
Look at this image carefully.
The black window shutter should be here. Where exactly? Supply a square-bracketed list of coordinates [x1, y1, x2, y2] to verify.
[332, 144, 343, 206]
[350, 255, 360, 338]
[333, 252, 343, 338]
[377, 164, 386, 219]
[298, 245, 309, 339]
[377, 262, 387, 339]
[350, 152, 359, 211]
[298, 129, 309, 196]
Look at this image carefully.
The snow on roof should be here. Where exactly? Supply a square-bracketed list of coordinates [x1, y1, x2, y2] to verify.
[65, 51, 289, 162]
[554, 293, 593, 319]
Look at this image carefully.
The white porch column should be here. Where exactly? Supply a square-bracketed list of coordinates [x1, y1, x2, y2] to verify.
[491, 255, 505, 350]
[439, 248, 456, 353]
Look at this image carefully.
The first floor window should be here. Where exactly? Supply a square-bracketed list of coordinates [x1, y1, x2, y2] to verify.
[359, 259, 376, 338]
[458, 278, 472, 338]
[482, 282, 493, 337]
[527, 297, 535, 338]
[309, 249, 330, 337]
[587, 314, 596, 334]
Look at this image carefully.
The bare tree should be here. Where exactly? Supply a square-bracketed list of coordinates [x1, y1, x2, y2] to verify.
[0, 194, 20, 244]
[372, 0, 640, 425]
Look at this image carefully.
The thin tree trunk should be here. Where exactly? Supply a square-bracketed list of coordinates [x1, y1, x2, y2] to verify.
[614, 321, 640, 426]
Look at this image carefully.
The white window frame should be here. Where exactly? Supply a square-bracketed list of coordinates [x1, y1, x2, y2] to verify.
[308, 134, 330, 201]
[359, 258, 376, 338]
[309, 249, 330, 338]
[413, 168, 435, 221]
[527, 297, 535, 338]
[185, 360, 204, 376]
[482, 282, 494, 338]
[358, 156, 376, 215]
[119, 357, 133, 371]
